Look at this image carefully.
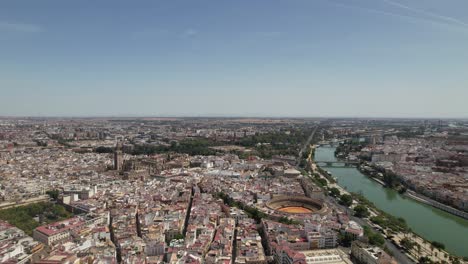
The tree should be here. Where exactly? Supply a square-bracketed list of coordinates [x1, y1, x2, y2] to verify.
[299, 159, 307, 168]
[363, 226, 385, 247]
[383, 171, 400, 188]
[368, 232, 385, 246]
[174, 233, 184, 240]
[353, 204, 370, 218]
[278, 217, 299, 225]
[46, 189, 60, 200]
[0, 202, 72, 236]
[95, 146, 114, 153]
[339, 194, 353, 207]
[329, 187, 341, 197]
[430, 241, 445, 250]
[398, 186, 407, 194]
[36, 141, 48, 147]
[315, 178, 328, 187]
[401, 237, 416, 251]
[339, 233, 355, 247]
[418, 256, 434, 264]
[370, 216, 385, 226]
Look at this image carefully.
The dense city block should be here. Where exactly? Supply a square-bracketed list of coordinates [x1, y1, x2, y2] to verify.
[0, 118, 467, 264]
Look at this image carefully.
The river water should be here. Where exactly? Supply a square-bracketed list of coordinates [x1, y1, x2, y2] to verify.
[315, 146, 468, 257]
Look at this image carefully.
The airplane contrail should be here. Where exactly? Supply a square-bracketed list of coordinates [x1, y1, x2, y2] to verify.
[382, 0, 468, 28]
[325, 0, 468, 31]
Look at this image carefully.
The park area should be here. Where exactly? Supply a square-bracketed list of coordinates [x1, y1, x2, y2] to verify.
[0, 202, 73, 235]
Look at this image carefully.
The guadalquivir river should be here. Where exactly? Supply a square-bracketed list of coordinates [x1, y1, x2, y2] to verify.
[315, 146, 468, 257]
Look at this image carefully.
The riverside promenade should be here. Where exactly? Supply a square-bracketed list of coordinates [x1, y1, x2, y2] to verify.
[404, 190, 468, 220]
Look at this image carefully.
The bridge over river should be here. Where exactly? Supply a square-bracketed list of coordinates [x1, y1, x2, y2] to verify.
[314, 160, 359, 168]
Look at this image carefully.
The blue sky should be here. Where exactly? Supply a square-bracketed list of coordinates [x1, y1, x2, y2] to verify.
[1, 0, 467, 117]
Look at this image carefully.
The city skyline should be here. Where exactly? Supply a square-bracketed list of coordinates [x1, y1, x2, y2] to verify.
[2, 2, 468, 261]
[1, 117, 467, 262]
[1, 0, 468, 117]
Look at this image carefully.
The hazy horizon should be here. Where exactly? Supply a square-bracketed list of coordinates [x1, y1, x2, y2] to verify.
[1, 114, 467, 120]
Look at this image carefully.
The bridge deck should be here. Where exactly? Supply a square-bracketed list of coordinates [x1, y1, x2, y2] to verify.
[315, 161, 359, 168]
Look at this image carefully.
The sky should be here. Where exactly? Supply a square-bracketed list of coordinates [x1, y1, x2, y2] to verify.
[1, 0, 468, 118]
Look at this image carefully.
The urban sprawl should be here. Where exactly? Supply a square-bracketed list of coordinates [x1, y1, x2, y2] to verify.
[0, 117, 467, 264]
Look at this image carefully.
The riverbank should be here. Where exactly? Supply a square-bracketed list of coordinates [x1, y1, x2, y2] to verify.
[308, 164, 414, 263]
[315, 146, 468, 259]
[368, 175, 386, 186]
[404, 190, 468, 220]
[315, 165, 465, 263]
[356, 161, 468, 222]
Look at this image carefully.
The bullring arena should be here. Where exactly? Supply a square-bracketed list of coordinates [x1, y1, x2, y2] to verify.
[267, 195, 327, 215]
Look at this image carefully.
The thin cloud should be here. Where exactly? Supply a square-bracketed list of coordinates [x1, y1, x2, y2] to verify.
[327, 0, 468, 31]
[382, 0, 468, 28]
[181, 29, 198, 38]
[0, 21, 43, 33]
